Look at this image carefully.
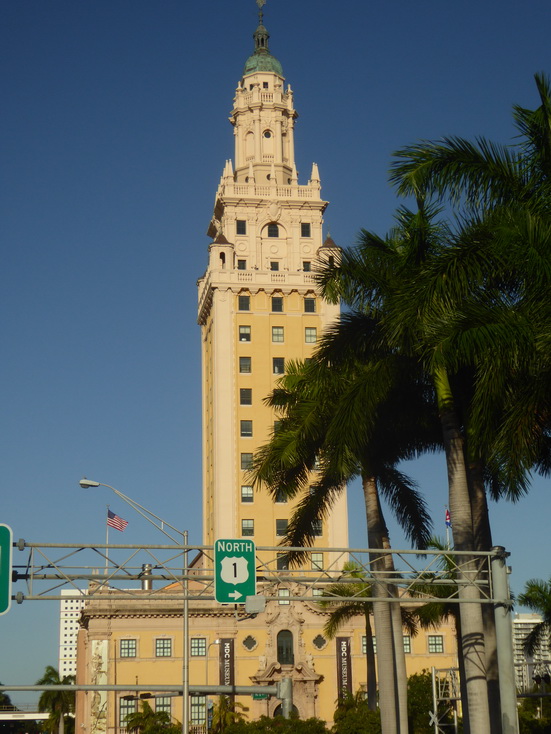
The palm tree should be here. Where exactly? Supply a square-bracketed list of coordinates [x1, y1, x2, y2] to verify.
[252, 354, 440, 734]
[210, 696, 247, 733]
[390, 72, 551, 487]
[320, 562, 419, 712]
[124, 700, 179, 734]
[311, 202, 500, 733]
[389, 77, 551, 732]
[517, 577, 551, 656]
[36, 666, 75, 734]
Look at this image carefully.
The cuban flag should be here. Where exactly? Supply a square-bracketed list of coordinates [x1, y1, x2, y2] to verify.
[445, 509, 452, 528]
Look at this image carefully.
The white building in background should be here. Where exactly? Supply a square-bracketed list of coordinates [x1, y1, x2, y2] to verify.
[59, 589, 86, 677]
[513, 613, 551, 691]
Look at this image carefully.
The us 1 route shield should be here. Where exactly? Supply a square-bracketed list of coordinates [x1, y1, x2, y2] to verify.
[214, 538, 256, 604]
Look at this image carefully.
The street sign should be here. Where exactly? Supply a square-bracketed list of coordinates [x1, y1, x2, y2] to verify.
[214, 538, 256, 604]
[0, 524, 13, 615]
[252, 692, 269, 700]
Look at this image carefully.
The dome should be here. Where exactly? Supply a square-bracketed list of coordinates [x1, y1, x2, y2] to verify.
[243, 52, 283, 76]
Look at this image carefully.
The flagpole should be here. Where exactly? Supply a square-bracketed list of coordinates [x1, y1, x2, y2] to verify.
[105, 504, 110, 578]
[445, 505, 451, 550]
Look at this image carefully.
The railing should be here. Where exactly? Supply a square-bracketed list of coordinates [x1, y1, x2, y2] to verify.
[221, 183, 316, 200]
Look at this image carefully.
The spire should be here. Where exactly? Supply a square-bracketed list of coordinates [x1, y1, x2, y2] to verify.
[254, 0, 269, 53]
[243, 0, 283, 77]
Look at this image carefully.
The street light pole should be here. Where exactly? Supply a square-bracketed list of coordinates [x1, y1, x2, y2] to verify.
[79, 478, 190, 732]
[206, 640, 220, 733]
[79, 478, 185, 544]
[183, 530, 189, 734]
[206, 640, 221, 687]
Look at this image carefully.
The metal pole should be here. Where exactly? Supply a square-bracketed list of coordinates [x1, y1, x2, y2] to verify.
[491, 546, 519, 734]
[279, 678, 292, 719]
[183, 530, 189, 734]
[431, 668, 438, 734]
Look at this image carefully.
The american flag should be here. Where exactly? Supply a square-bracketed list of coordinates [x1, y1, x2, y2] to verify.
[107, 509, 128, 532]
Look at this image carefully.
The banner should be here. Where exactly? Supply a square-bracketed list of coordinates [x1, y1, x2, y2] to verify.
[219, 638, 235, 695]
[336, 637, 352, 698]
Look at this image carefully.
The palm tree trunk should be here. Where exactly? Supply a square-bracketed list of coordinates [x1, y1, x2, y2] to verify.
[381, 531, 409, 733]
[469, 460, 501, 734]
[58, 710, 64, 734]
[364, 610, 378, 710]
[435, 368, 490, 734]
[362, 475, 400, 734]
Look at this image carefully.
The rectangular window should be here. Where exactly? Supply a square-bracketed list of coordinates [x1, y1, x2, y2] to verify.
[279, 588, 290, 605]
[190, 638, 207, 657]
[312, 519, 322, 536]
[301, 223, 311, 237]
[268, 224, 279, 238]
[276, 553, 289, 571]
[238, 295, 250, 311]
[428, 635, 444, 653]
[304, 297, 316, 313]
[190, 696, 206, 726]
[239, 356, 251, 373]
[156, 697, 171, 716]
[241, 485, 253, 503]
[240, 420, 253, 437]
[239, 325, 251, 342]
[273, 357, 285, 374]
[272, 326, 284, 343]
[303, 261, 311, 272]
[311, 552, 323, 570]
[403, 635, 411, 654]
[237, 259, 247, 270]
[155, 638, 172, 657]
[305, 327, 317, 343]
[275, 488, 287, 503]
[119, 698, 136, 727]
[276, 519, 288, 536]
[263, 82, 269, 89]
[270, 261, 280, 270]
[271, 296, 283, 312]
[120, 639, 137, 658]
[240, 388, 252, 405]
[241, 453, 253, 470]
[241, 519, 254, 536]
[236, 220, 247, 235]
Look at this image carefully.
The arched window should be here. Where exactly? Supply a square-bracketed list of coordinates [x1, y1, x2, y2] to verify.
[277, 630, 294, 665]
[267, 223, 279, 238]
[273, 704, 299, 718]
[219, 252, 226, 268]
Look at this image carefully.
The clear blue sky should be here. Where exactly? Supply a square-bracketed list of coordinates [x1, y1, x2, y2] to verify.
[1, 0, 550, 704]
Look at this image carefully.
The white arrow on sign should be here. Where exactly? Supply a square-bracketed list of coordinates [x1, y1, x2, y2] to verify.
[229, 590, 243, 600]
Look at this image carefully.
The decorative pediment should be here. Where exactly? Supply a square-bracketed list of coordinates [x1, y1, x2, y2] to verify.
[251, 659, 322, 684]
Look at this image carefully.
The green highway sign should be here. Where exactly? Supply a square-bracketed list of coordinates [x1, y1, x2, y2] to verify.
[214, 538, 256, 604]
[0, 524, 13, 615]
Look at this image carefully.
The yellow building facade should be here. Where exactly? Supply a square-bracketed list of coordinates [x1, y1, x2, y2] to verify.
[75, 6, 459, 732]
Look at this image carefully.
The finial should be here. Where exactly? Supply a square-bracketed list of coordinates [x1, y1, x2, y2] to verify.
[256, 0, 266, 25]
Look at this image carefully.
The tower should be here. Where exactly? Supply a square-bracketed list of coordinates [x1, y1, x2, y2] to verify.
[197, 2, 349, 557]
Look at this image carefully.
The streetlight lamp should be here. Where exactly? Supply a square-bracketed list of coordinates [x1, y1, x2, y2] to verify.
[78, 478, 190, 734]
[79, 478, 185, 544]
